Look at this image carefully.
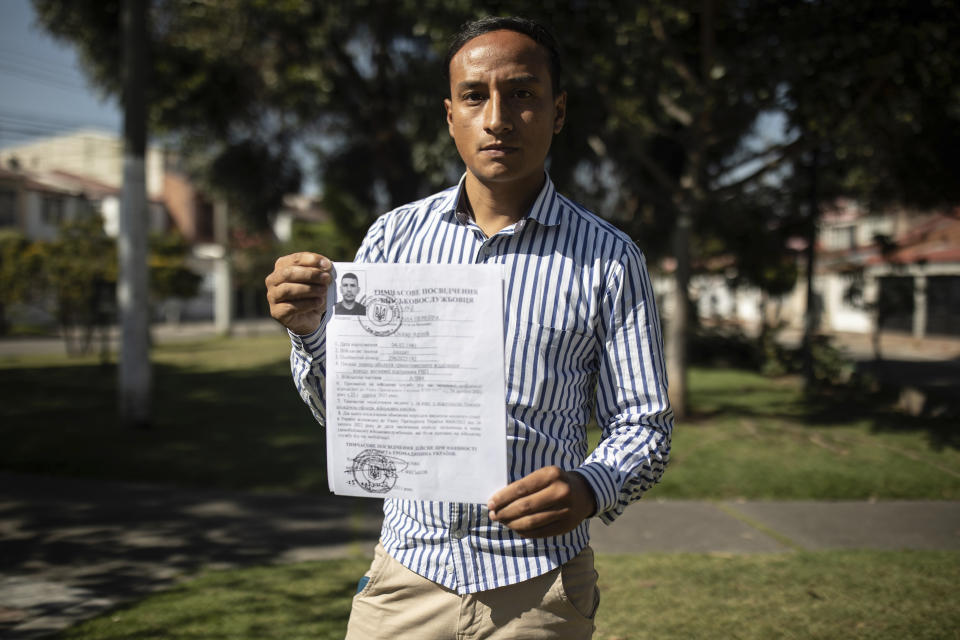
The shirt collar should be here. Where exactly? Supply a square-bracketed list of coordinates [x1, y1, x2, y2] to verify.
[450, 172, 562, 228]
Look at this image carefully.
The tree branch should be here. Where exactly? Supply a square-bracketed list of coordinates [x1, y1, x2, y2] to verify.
[649, 16, 703, 96]
[657, 92, 694, 127]
[714, 136, 805, 196]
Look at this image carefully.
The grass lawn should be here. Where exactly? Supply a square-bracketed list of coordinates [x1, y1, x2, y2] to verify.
[644, 368, 960, 500]
[1, 333, 958, 499]
[56, 551, 960, 640]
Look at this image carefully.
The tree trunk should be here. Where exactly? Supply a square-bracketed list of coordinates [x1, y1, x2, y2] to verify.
[667, 205, 692, 419]
[118, 0, 152, 428]
[802, 148, 819, 390]
[213, 199, 232, 336]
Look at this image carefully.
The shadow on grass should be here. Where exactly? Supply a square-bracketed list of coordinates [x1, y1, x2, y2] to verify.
[688, 364, 960, 452]
[0, 359, 333, 492]
[0, 473, 380, 639]
[0, 348, 385, 638]
[54, 558, 364, 640]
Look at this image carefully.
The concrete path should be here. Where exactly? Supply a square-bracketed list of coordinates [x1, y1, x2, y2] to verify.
[2, 473, 958, 639]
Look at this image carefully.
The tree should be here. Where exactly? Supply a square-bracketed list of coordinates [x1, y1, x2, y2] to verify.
[149, 231, 202, 321]
[0, 231, 43, 335]
[36, 1, 958, 417]
[540, 1, 801, 417]
[32, 1, 794, 419]
[43, 215, 117, 356]
[775, 0, 960, 387]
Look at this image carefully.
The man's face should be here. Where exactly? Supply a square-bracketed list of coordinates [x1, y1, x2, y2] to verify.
[444, 30, 566, 190]
[340, 277, 358, 303]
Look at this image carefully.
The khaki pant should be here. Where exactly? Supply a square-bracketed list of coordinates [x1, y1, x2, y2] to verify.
[345, 544, 599, 640]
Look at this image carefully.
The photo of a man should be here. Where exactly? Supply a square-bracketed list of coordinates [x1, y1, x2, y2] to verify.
[334, 272, 366, 316]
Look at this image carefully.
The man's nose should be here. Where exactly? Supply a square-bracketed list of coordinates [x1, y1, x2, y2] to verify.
[483, 92, 512, 135]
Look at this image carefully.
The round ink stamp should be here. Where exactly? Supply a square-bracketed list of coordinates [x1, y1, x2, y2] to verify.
[359, 294, 402, 336]
[350, 449, 407, 493]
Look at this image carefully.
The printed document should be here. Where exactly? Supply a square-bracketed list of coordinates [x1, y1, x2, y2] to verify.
[325, 262, 507, 503]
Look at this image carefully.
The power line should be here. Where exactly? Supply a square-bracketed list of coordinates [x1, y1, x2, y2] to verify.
[0, 46, 89, 80]
[0, 62, 91, 92]
[0, 108, 118, 130]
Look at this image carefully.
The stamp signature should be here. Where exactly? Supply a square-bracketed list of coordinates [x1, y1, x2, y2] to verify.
[358, 294, 402, 337]
[348, 449, 409, 493]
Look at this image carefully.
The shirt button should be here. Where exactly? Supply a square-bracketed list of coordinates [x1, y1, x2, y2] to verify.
[451, 526, 466, 540]
[445, 563, 455, 574]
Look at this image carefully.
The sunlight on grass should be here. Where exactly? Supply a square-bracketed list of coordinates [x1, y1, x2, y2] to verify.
[59, 557, 370, 640]
[57, 552, 960, 640]
[594, 551, 960, 639]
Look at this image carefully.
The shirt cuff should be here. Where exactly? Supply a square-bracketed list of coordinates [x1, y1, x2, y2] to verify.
[288, 323, 324, 358]
[572, 462, 619, 522]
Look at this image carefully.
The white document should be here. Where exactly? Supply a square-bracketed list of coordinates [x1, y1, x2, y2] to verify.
[325, 263, 507, 503]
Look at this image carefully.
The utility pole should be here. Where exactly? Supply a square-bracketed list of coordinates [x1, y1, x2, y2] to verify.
[213, 198, 233, 336]
[118, 0, 151, 428]
[802, 147, 820, 390]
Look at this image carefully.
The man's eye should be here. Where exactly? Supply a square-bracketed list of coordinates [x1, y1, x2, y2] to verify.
[463, 93, 484, 102]
[514, 89, 533, 99]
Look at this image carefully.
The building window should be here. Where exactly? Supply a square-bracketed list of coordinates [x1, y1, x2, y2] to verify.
[42, 195, 65, 227]
[0, 189, 15, 227]
[926, 276, 960, 337]
[828, 225, 856, 250]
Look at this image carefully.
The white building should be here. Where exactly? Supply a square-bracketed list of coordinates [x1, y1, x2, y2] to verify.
[678, 200, 960, 340]
[1, 130, 222, 323]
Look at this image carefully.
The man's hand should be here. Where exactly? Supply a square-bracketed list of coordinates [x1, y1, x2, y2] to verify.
[487, 466, 597, 538]
[265, 252, 333, 335]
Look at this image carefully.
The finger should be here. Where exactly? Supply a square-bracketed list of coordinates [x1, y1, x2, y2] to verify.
[268, 282, 328, 304]
[269, 300, 325, 322]
[267, 265, 332, 288]
[498, 509, 570, 536]
[489, 484, 567, 523]
[290, 252, 331, 269]
[487, 467, 562, 512]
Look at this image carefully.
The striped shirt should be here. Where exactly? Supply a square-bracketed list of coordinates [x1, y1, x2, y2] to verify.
[289, 173, 672, 595]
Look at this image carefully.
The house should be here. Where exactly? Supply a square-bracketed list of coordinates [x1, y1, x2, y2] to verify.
[663, 199, 960, 342]
[0, 130, 219, 322]
[0, 165, 96, 241]
[816, 201, 960, 339]
[0, 129, 208, 241]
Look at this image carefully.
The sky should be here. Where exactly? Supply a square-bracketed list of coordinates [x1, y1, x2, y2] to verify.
[0, 0, 122, 150]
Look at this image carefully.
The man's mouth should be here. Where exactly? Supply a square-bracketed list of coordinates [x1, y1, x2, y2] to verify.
[481, 144, 518, 156]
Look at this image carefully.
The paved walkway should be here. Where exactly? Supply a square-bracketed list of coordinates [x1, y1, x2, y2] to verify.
[1, 472, 958, 639]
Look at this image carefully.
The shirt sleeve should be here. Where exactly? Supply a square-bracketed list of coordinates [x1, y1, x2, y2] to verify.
[574, 244, 673, 525]
[288, 215, 390, 427]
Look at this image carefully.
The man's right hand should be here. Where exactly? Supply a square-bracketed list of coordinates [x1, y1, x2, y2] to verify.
[265, 252, 333, 335]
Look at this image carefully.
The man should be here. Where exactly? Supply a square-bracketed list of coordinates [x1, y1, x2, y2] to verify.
[265, 16, 672, 639]
[334, 272, 366, 316]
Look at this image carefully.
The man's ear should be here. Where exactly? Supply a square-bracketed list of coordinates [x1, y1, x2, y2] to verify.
[444, 98, 455, 138]
[553, 91, 567, 134]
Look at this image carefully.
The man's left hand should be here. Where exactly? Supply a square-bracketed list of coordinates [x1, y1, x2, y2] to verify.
[487, 467, 597, 538]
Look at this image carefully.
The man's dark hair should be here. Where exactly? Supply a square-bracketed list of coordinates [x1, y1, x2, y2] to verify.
[444, 16, 563, 96]
[341, 272, 359, 284]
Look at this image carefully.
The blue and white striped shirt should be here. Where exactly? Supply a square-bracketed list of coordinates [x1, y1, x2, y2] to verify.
[289, 173, 672, 595]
